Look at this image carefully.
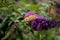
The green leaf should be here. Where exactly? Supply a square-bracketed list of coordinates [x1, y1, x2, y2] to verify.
[21, 0, 29, 4]
[40, 11, 52, 19]
[6, 0, 12, 2]
[25, 4, 39, 11]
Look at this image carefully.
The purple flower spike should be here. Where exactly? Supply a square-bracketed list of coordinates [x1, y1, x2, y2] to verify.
[30, 19, 60, 31]
[24, 11, 60, 31]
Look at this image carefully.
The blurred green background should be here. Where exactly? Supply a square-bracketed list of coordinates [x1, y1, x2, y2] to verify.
[0, 0, 60, 40]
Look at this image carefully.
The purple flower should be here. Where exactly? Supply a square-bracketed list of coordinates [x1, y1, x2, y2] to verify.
[24, 11, 60, 31]
[30, 19, 60, 31]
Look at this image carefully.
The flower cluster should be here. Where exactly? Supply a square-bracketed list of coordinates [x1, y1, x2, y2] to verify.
[30, 19, 60, 31]
[24, 11, 60, 31]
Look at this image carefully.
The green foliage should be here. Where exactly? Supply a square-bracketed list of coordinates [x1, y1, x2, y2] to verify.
[0, 0, 60, 40]
[21, 0, 29, 4]
[25, 4, 39, 11]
